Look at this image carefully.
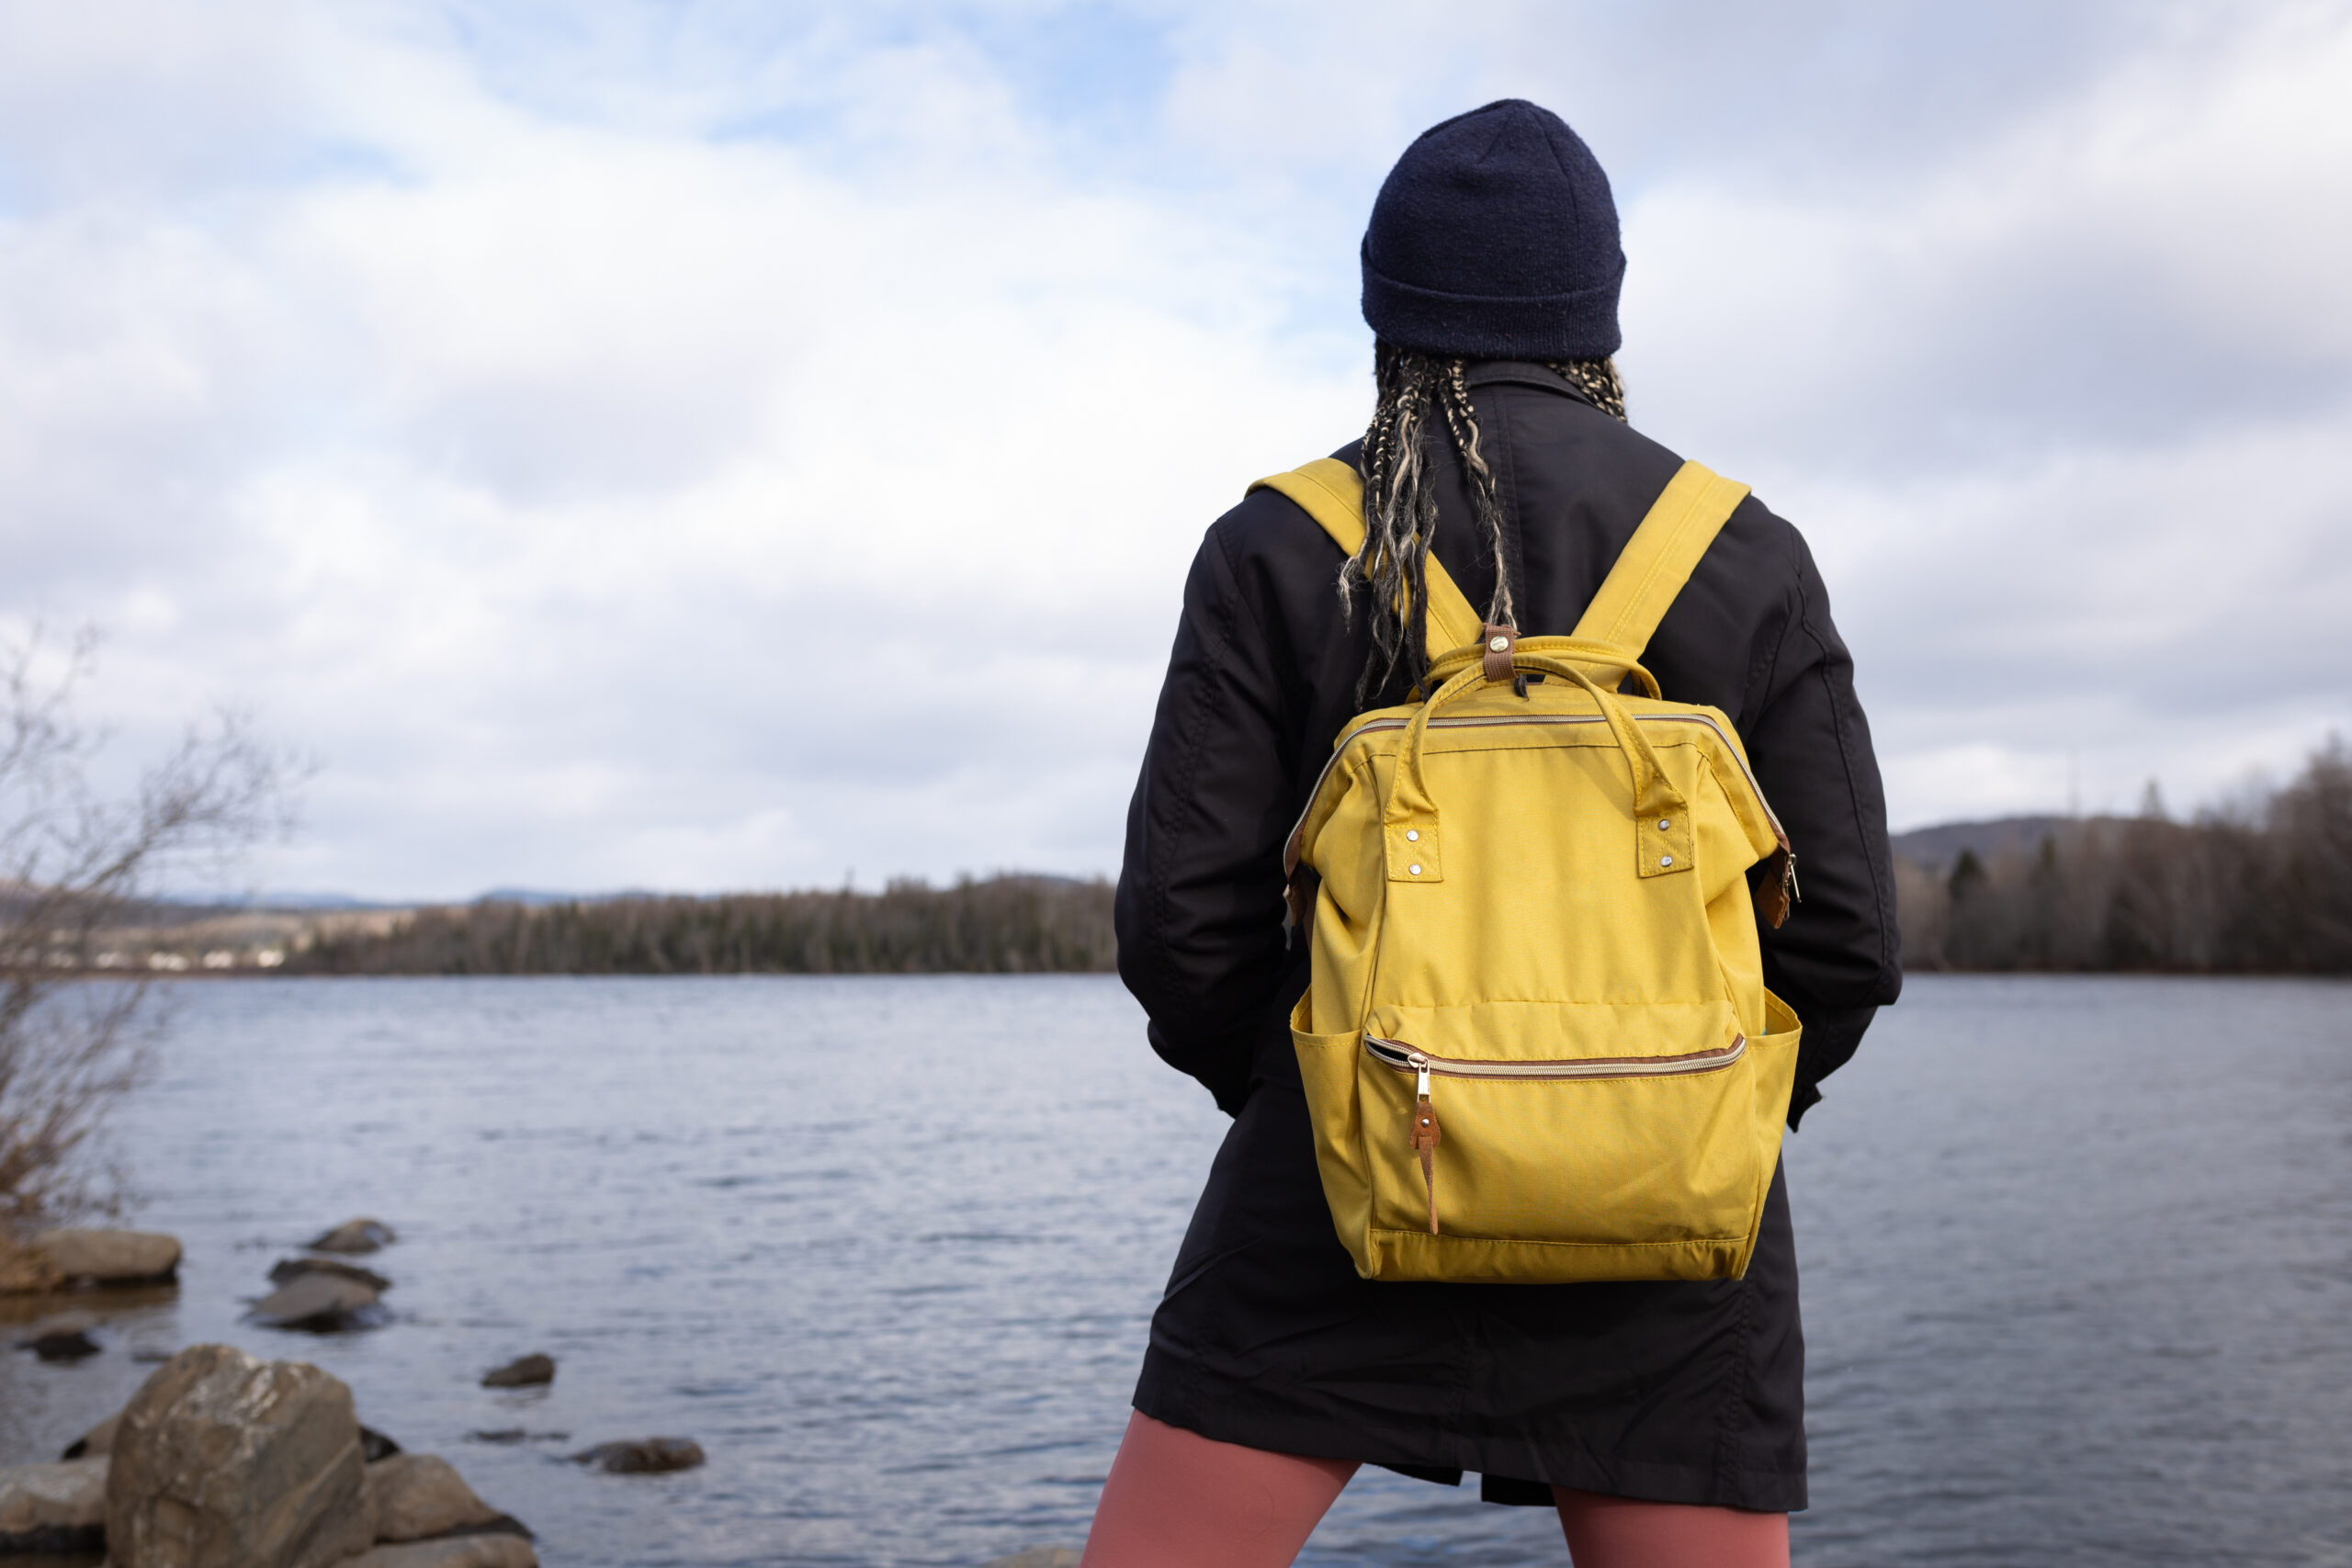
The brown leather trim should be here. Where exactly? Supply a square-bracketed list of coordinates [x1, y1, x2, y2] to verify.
[1480, 623, 1517, 682]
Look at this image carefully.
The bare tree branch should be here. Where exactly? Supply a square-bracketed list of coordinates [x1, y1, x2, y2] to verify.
[0, 626, 298, 1223]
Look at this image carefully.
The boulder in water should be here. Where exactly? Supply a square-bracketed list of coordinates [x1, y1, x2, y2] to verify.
[480, 1353, 554, 1388]
[568, 1437, 705, 1473]
[271, 1255, 392, 1292]
[105, 1342, 374, 1568]
[306, 1217, 397, 1255]
[0, 1456, 108, 1555]
[249, 1271, 385, 1332]
[343, 1534, 538, 1567]
[365, 1452, 530, 1544]
[28, 1227, 182, 1286]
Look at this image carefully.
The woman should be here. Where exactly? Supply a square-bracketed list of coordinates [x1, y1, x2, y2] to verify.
[1094, 100, 1901, 1566]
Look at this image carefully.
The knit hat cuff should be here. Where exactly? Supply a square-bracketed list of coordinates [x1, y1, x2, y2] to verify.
[1361, 247, 1625, 361]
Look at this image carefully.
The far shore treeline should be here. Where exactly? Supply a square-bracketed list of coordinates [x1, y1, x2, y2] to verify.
[1894, 739, 2351, 974]
[60, 739, 2352, 979]
[284, 874, 1118, 976]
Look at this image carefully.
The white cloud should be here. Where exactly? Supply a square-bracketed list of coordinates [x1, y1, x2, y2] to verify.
[0, 0, 2346, 894]
[1608, 5, 2352, 824]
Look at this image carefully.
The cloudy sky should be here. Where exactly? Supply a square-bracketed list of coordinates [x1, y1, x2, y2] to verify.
[2, 0, 2347, 899]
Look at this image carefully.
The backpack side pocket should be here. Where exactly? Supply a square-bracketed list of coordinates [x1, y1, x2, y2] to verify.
[1291, 990, 1374, 1278]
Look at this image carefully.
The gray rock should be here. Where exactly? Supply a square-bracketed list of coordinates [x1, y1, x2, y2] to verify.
[248, 1271, 384, 1332]
[982, 1551, 1080, 1568]
[0, 1456, 108, 1555]
[270, 1256, 392, 1292]
[342, 1536, 537, 1568]
[61, 1409, 121, 1460]
[479, 1353, 554, 1388]
[305, 1218, 397, 1255]
[27, 1228, 182, 1287]
[365, 1452, 529, 1544]
[104, 1342, 374, 1568]
[568, 1437, 705, 1473]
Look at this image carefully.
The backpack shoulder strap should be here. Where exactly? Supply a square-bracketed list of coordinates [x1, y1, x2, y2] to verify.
[1570, 461, 1751, 660]
[1249, 458, 1487, 657]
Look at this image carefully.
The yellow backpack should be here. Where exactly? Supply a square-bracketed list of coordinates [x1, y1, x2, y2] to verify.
[1257, 457, 1803, 1285]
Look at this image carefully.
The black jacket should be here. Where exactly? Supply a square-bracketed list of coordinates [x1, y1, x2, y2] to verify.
[1110, 361, 1902, 1508]
[1117, 362, 1901, 1127]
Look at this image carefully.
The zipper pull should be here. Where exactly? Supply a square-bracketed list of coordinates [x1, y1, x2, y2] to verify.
[1407, 1053, 1442, 1237]
[1759, 843, 1799, 929]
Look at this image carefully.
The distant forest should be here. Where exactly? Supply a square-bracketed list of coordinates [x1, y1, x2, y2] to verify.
[277, 742, 2349, 979]
[287, 875, 1116, 976]
[1894, 739, 2351, 974]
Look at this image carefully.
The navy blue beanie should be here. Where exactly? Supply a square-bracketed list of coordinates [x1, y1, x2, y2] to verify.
[1361, 99, 1624, 361]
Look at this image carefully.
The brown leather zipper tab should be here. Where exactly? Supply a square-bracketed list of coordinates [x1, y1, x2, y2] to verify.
[1407, 1055, 1442, 1235]
[1758, 837, 1796, 929]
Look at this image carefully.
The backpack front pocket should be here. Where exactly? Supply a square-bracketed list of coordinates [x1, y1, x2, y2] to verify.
[1357, 1010, 1761, 1251]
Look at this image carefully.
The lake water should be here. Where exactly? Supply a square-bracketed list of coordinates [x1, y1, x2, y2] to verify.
[3, 975, 2347, 1566]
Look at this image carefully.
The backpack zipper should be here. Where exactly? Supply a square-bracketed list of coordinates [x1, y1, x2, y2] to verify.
[1364, 1034, 1747, 1081]
[1287, 710, 1794, 887]
[1363, 1034, 1747, 1239]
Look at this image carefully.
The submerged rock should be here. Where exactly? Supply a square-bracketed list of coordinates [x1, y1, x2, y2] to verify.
[28, 1228, 182, 1287]
[17, 1323, 101, 1361]
[106, 1342, 374, 1568]
[61, 1409, 120, 1461]
[271, 1255, 392, 1292]
[568, 1437, 705, 1474]
[248, 1271, 385, 1332]
[343, 1535, 537, 1568]
[306, 1217, 397, 1255]
[0, 1456, 108, 1555]
[480, 1353, 554, 1388]
[365, 1452, 530, 1544]
[465, 1429, 568, 1447]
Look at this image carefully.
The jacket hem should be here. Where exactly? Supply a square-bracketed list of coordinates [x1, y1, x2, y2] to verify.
[1132, 1348, 1805, 1513]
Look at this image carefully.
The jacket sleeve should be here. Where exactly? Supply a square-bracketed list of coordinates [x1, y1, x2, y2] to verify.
[1115, 518, 1300, 1114]
[1744, 525, 1904, 1128]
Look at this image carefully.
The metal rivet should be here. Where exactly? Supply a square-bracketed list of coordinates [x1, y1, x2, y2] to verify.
[1405, 829, 1419, 841]
[1488, 636, 1510, 652]
[1657, 818, 1672, 830]
[1659, 854, 1674, 868]
[1408, 863, 1422, 876]
[1420, 1116, 1430, 1125]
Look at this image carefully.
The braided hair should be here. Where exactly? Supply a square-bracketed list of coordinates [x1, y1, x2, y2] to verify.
[1342, 344, 1628, 703]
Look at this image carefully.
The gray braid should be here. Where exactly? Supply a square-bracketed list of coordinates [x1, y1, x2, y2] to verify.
[1342, 343, 1443, 705]
[1547, 357, 1627, 421]
[1438, 358, 1514, 630]
[1343, 344, 1631, 703]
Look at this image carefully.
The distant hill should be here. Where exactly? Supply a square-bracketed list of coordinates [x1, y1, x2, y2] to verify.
[469, 887, 657, 907]
[1890, 815, 2111, 873]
